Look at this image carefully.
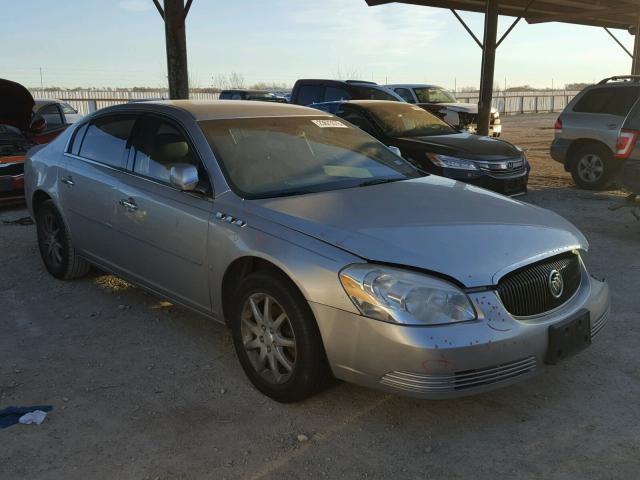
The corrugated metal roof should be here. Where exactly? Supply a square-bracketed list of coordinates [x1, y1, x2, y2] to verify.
[365, 0, 640, 30]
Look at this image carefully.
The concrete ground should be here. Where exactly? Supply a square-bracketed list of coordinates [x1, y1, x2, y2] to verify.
[1, 113, 639, 479]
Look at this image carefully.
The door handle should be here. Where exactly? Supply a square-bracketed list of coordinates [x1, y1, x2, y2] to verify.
[61, 176, 74, 186]
[119, 198, 138, 211]
[607, 124, 619, 130]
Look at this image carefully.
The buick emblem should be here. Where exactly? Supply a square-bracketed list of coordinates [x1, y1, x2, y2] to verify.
[548, 269, 564, 299]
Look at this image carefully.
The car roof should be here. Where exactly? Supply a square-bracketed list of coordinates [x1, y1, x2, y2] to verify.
[385, 84, 441, 89]
[98, 100, 330, 121]
[33, 99, 61, 107]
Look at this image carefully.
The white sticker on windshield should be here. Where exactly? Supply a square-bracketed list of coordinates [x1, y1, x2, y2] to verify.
[312, 119, 348, 128]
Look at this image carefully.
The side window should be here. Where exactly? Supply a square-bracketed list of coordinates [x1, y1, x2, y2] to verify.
[219, 92, 232, 100]
[325, 87, 351, 102]
[339, 108, 377, 136]
[574, 87, 640, 116]
[231, 93, 243, 100]
[68, 122, 89, 155]
[394, 88, 415, 103]
[131, 116, 205, 188]
[61, 103, 77, 115]
[39, 104, 64, 129]
[297, 85, 322, 105]
[79, 115, 135, 168]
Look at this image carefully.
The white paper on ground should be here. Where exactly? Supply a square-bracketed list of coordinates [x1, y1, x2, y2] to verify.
[18, 410, 48, 425]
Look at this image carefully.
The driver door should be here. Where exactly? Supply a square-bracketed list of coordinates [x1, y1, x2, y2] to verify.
[112, 115, 213, 313]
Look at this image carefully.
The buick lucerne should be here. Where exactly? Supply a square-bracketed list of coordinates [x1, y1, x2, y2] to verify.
[25, 100, 610, 402]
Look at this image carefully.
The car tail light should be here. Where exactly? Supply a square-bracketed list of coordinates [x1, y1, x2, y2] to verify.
[615, 129, 639, 159]
[554, 117, 562, 132]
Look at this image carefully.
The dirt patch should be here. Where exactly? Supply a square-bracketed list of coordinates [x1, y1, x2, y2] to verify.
[2, 114, 639, 479]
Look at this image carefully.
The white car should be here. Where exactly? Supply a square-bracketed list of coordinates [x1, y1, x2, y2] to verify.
[386, 84, 501, 137]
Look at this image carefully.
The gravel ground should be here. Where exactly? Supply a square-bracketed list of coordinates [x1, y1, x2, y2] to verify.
[2, 113, 639, 480]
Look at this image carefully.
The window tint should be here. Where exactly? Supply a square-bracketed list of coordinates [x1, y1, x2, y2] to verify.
[69, 123, 89, 155]
[394, 88, 415, 103]
[39, 104, 64, 129]
[325, 87, 351, 102]
[79, 115, 135, 168]
[573, 86, 640, 116]
[219, 92, 233, 100]
[338, 108, 377, 136]
[231, 93, 243, 100]
[296, 85, 322, 105]
[131, 116, 200, 185]
[61, 103, 77, 115]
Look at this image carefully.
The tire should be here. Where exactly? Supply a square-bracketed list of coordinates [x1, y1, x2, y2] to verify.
[570, 144, 616, 190]
[36, 200, 90, 280]
[229, 271, 331, 402]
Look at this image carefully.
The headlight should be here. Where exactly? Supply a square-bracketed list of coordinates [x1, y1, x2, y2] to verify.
[426, 153, 478, 170]
[339, 264, 477, 325]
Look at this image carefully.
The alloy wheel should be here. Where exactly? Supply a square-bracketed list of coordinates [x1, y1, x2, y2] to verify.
[240, 293, 297, 385]
[577, 154, 604, 183]
[41, 212, 63, 268]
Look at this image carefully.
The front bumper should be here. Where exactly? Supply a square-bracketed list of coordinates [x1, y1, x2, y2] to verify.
[311, 271, 610, 399]
[438, 167, 529, 196]
[0, 156, 26, 203]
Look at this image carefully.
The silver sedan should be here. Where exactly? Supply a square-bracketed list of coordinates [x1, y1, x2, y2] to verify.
[24, 100, 610, 402]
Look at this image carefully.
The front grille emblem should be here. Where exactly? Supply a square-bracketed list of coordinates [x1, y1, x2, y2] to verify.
[548, 269, 564, 299]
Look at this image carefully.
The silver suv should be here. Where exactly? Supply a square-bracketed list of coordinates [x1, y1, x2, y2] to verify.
[551, 76, 640, 189]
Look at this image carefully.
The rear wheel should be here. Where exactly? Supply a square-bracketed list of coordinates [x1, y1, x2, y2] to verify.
[570, 144, 617, 190]
[36, 200, 90, 279]
[230, 271, 331, 402]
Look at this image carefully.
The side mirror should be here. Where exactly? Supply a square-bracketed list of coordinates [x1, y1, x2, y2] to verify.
[169, 164, 199, 191]
[387, 145, 402, 157]
[31, 117, 47, 133]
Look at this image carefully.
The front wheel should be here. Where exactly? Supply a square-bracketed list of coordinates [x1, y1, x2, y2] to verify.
[230, 271, 331, 402]
[570, 145, 617, 190]
[36, 200, 90, 279]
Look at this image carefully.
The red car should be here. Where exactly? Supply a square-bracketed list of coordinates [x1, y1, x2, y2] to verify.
[0, 79, 72, 203]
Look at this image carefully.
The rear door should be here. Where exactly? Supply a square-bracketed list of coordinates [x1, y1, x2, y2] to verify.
[112, 114, 213, 312]
[60, 114, 135, 266]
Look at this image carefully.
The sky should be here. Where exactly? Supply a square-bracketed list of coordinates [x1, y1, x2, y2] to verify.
[1, 0, 636, 90]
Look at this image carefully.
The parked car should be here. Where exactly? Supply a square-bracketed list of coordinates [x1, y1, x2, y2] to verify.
[0, 79, 72, 203]
[25, 100, 610, 402]
[615, 97, 640, 194]
[551, 75, 640, 189]
[386, 84, 502, 137]
[219, 89, 286, 102]
[32, 99, 82, 142]
[312, 100, 528, 196]
[290, 79, 404, 105]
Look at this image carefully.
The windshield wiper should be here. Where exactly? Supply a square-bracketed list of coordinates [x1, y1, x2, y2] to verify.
[356, 177, 405, 188]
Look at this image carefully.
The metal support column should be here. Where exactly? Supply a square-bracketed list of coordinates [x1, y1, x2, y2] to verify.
[478, 0, 498, 136]
[154, 0, 192, 99]
[633, 24, 640, 75]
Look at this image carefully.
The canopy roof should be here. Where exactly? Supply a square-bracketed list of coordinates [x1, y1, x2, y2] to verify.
[365, 0, 640, 30]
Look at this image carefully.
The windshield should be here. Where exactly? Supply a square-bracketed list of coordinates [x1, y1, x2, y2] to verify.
[414, 87, 457, 104]
[364, 103, 457, 137]
[353, 86, 402, 102]
[199, 116, 420, 199]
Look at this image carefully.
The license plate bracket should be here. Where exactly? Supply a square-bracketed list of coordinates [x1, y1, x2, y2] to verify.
[545, 310, 591, 365]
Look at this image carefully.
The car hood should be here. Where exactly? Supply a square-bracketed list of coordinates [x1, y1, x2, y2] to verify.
[250, 176, 586, 287]
[396, 133, 520, 159]
[0, 79, 34, 132]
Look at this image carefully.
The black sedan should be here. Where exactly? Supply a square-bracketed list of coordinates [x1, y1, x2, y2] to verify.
[312, 100, 529, 196]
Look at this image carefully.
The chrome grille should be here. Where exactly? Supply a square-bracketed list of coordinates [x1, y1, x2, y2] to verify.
[381, 356, 536, 394]
[497, 252, 581, 317]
